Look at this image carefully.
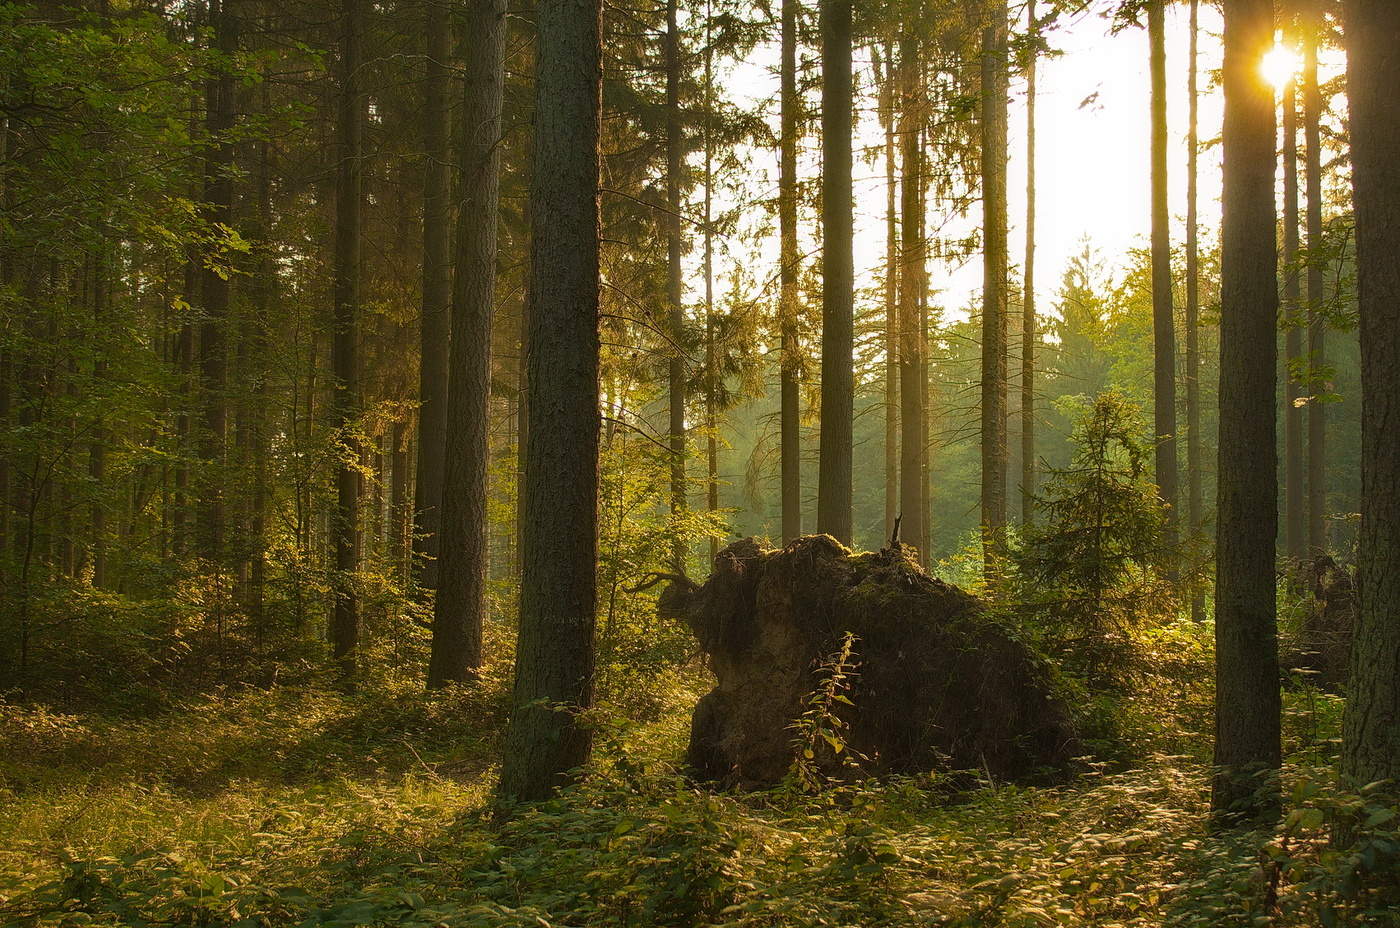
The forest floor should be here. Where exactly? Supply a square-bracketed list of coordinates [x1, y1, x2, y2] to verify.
[0, 653, 1389, 928]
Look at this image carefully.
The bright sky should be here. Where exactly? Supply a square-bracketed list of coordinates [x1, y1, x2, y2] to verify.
[696, 2, 1342, 333]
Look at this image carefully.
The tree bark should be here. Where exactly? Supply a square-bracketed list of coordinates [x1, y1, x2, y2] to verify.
[979, 0, 1009, 569]
[1302, 2, 1326, 555]
[1282, 59, 1305, 563]
[1148, 0, 1178, 568]
[816, 0, 854, 545]
[498, 0, 601, 803]
[1185, 0, 1205, 622]
[197, 0, 237, 563]
[414, 0, 452, 592]
[878, 43, 898, 545]
[428, 0, 507, 688]
[898, 32, 926, 564]
[1020, 0, 1037, 526]
[329, 0, 365, 685]
[665, 0, 687, 569]
[779, 0, 801, 543]
[1341, 0, 1400, 790]
[1212, 0, 1280, 821]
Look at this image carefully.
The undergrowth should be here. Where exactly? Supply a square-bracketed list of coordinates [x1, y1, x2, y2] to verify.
[0, 636, 1395, 927]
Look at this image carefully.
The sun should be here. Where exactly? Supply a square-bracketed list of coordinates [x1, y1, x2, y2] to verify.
[1261, 43, 1303, 90]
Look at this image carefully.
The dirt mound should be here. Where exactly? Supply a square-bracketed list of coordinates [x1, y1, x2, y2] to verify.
[660, 535, 1080, 787]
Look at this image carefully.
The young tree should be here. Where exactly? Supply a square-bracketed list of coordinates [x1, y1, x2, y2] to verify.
[428, 0, 508, 688]
[328, 0, 365, 684]
[414, 0, 452, 592]
[1212, 0, 1280, 821]
[1341, 0, 1400, 789]
[1147, 0, 1177, 565]
[498, 0, 602, 802]
[816, 0, 854, 545]
[779, 0, 802, 542]
[980, 0, 1009, 567]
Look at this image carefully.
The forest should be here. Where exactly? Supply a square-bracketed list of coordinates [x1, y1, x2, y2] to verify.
[1, 0, 1399, 923]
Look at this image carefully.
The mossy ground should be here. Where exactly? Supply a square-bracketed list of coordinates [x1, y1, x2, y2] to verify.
[0, 645, 1393, 927]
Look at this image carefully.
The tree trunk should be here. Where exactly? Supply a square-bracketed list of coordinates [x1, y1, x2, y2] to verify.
[329, 0, 364, 685]
[1020, 0, 1037, 526]
[1282, 58, 1305, 564]
[665, 0, 687, 569]
[898, 32, 926, 564]
[1341, 0, 1400, 790]
[197, 0, 237, 563]
[498, 0, 601, 803]
[878, 42, 898, 544]
[1148, 0, 1178, 569]
[816, 0, 853, 545]
[1302, 3, 1326, 555]
[779, 0, 801, 542]
[979, 0, 1009, 569]
[703, 10, 718, 564]
[1185, 0, 1205, 622]
[428, 0, 507, 688]
[413, 0, 453, 592]
[1212, 0, 1280, 822]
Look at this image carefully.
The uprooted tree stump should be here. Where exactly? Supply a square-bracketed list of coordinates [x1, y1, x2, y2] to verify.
[658, 535, 1080, 788]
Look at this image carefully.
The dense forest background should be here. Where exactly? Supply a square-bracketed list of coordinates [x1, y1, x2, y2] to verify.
[2, 0, 1399, 924]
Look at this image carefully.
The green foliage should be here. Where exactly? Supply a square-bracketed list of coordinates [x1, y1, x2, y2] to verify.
[1013, 392, 1174, 689]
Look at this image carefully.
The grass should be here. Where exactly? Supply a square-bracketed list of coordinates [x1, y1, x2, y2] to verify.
[0, 650, 1394, 927]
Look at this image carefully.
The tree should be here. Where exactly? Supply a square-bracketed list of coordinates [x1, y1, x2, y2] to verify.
[877, 42, 898, 544]
[414, 0, 452, 592]
[816, 0, 853, 545]
[498, 0, 602, 802]
[898, 28, 927, 563]
[980, 0, 1009, 568]
[428, 0, 508, 688]
[1020, 0, 1038, 525]
[1341, 0, 1400, 790]
[1302, 0, 1326, 555]
[1282, 13, 1305, 564]
[1212, 0, 1280, 821]
[328, 0, 365, 685]
[197, 0, 238, 564]
[665, 0, 687, 569]
[1147, 0, 1177, 567]
[779, 0, 802, 543]
[1185, 0, 1204, 621]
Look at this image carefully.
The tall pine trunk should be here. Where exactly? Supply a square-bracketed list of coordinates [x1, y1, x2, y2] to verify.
[1282, 56, 1305, 563]
[1341, 0, 1400, 790]
[879, 43, 898, 545]
[1185, 0, 1205, 622]
[428, 0, 507, 688]
[197, 0, 237, 563]
[1302, 3, 1326, 555]
[665, 0, 687, 569]
[898, 31, 926, 563]
[779, 0, 801, 542]
[328, 0, 365, 684]
[816, 0, 854, 545]
[979, 0, 1009, 569]
[498, 0, 602, 804]
[414, 0, 452, 591]
[1212, 0, 1280, 821]
[1020, 0, 1037, 526]
[1148, 0, 1178, 568]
